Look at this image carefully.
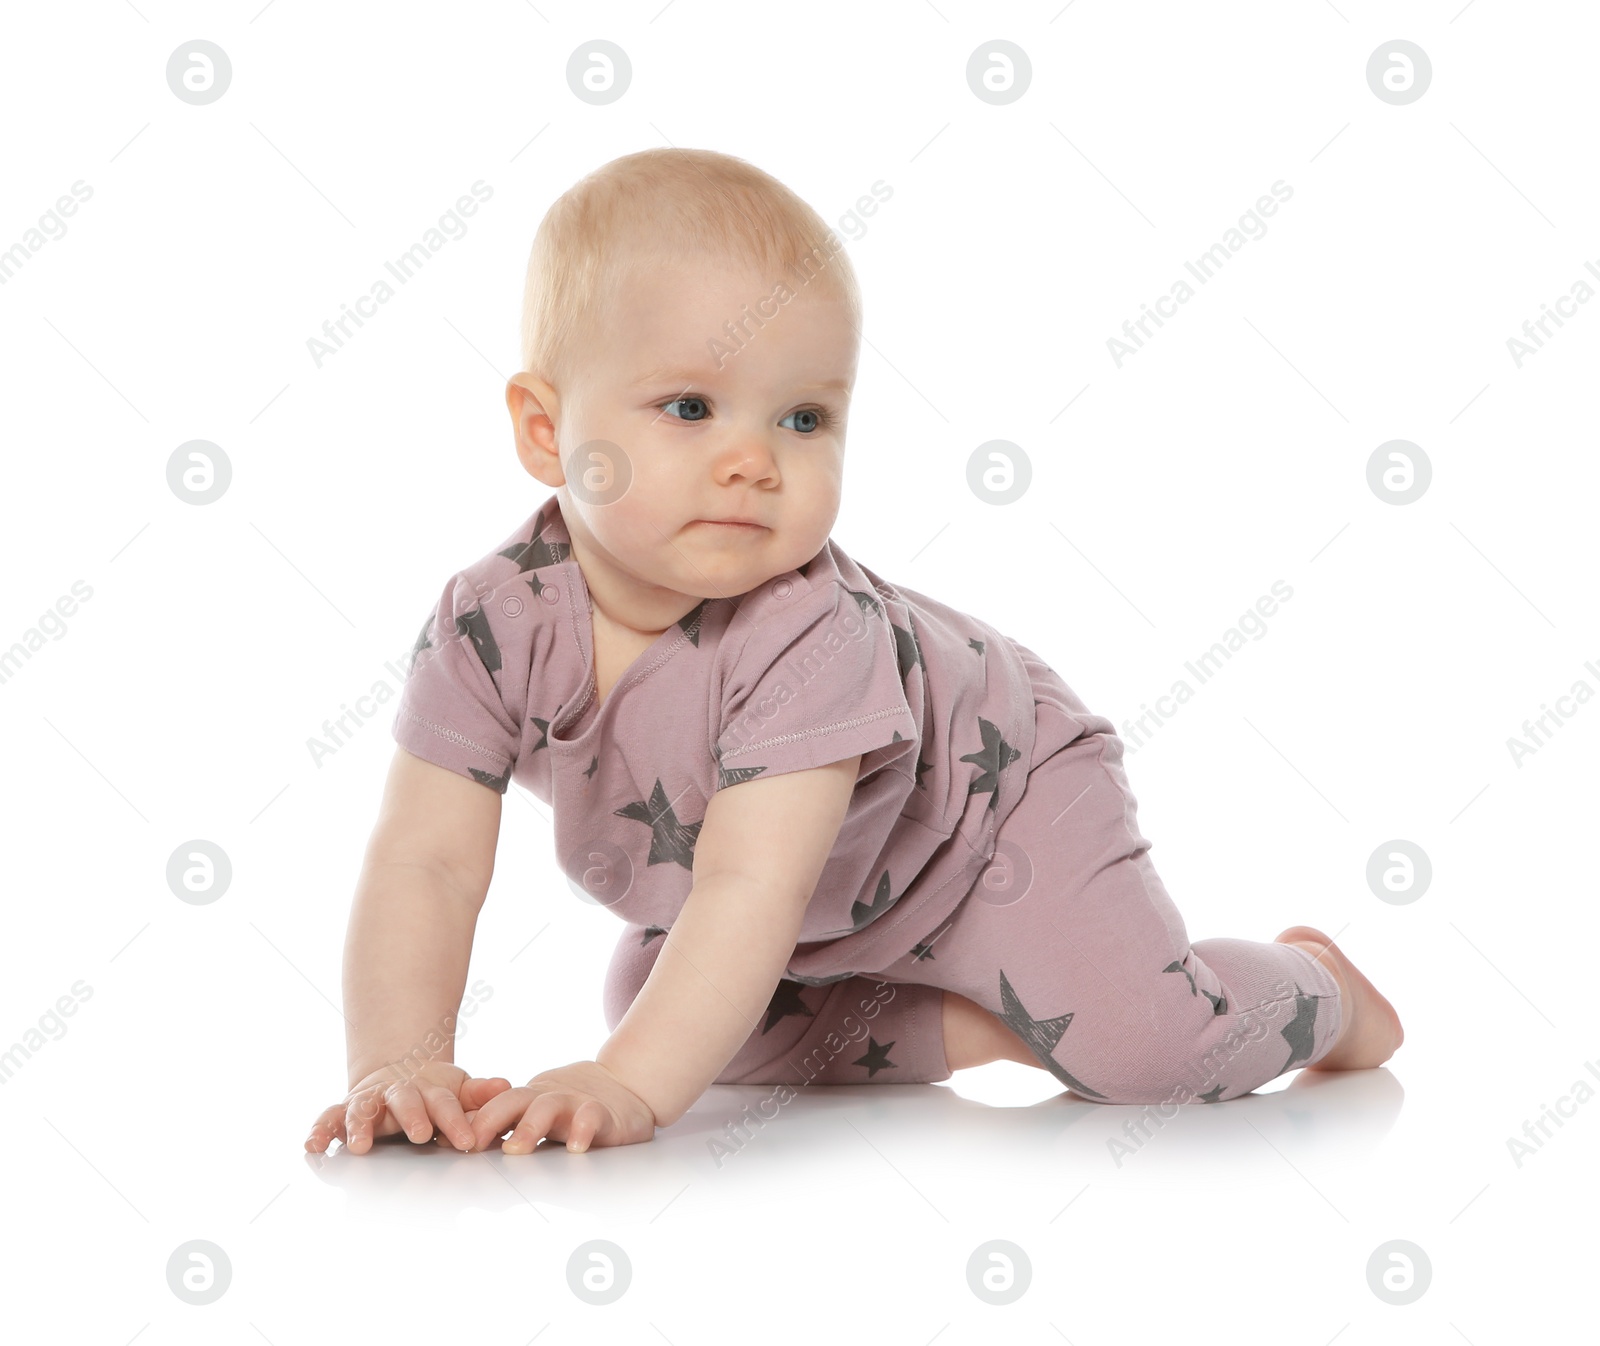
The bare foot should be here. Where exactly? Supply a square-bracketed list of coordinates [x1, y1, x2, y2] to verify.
[1275, 925, 1404, 1070]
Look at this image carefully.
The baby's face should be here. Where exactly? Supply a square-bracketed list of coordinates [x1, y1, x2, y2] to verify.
[529, 250, 858, 609]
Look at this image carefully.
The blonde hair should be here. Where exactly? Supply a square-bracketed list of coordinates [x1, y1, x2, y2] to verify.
[518, 147, 862, 390]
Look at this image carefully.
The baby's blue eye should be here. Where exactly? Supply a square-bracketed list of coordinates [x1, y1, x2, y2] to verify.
[657, 397, 833, 434]
[660, 396, 710, 422]
[780, 408, 828, 434]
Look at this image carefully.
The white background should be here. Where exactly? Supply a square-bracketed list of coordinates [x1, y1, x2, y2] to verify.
[0, 0, 1593, 1340]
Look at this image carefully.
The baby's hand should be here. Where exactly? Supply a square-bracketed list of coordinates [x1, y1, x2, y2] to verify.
[305, 1061, 513, 1155]
[467, 1059, 657, 1154]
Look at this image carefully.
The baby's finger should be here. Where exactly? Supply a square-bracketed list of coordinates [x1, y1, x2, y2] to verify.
[460, 1076, 514, 1110]
[344, 1087, 389, 1154]
[502, 1092, 572, 1155]
[563, 1099, 606, 1154]
[433, 1107, 482, 1146]
[304, 1103, 347, 1153]
[422, 1086, 476, 1152]
[382, 1081, 436, 1145]
[466, 1087, 534, 1151]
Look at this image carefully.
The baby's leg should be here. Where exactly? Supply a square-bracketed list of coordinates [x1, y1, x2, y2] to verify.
[601, 922, 953, 1087]
[876, 725, 1353, 1104]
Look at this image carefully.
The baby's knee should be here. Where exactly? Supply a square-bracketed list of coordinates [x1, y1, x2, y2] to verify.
[1072, 1001, 1286, 1104]
[1044, 1001, 1230, 1105]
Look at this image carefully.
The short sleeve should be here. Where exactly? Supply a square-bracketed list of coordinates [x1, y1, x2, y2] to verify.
[390, 571, 521, 794]
[715, 579, 918, 787]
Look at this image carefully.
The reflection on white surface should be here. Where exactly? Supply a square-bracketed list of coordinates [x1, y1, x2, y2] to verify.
[302, 1065, 1405, 1223]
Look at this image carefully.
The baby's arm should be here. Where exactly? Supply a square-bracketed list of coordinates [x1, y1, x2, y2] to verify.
[306, 745, 505, 1154]
[594, 753, 863, 1128]
[344, 744, 499, 1075]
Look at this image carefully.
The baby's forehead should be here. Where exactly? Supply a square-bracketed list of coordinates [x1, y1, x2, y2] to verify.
[578, 243, 858, 378]
[606, 251, 806, 307]
[609, 237, 851, 299]
[600, 288, 857, 370]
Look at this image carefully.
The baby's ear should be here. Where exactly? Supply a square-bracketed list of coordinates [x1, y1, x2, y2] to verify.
[507, 374, 562, 481]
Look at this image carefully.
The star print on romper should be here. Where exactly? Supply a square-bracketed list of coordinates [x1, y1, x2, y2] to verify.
[762, 980, 817, 1034]
[961, 718, 1023, 811]
[911, 921, 953, 962]
[996, 969, 1109, 1099]
[1197, 1084, 1227, 1104]
[408, 612, 433, 674]
[891, 613, 926, 684]
[1164, 959, 1198, 995]
[499, 521, 570, 572]
[639, 925, 667, 946]
[851, 870, 897, 930]
[456, 604, 502, 676]
[614, 779, 703, 869]
[468, 762, 511, 794]
[852, 1036, 898, 1078]
[712, 741, 769, 791]
[1277, 984, 1322, 1071]
[846, 588, 885, 620]
[716, 763, 769, 790]
[968, 637, 985, 656]
[1162, 958, 1229, 1015]
[676, 599, 711, 645]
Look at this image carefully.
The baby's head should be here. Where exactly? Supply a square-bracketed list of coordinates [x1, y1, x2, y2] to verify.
[506, 148, 863, 607]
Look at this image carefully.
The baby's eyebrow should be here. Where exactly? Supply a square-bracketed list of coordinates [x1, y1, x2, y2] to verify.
[631, 366, 707, 387]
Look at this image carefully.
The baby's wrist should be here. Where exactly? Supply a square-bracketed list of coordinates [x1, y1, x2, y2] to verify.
[593, 1046, 671, 1127]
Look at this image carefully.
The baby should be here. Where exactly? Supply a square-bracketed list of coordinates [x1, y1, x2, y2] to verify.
[305, 148, 1402, 1158]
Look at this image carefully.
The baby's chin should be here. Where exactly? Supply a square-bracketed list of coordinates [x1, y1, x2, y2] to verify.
[687, 567, 791, 601]
[670, 556, 803, 601]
